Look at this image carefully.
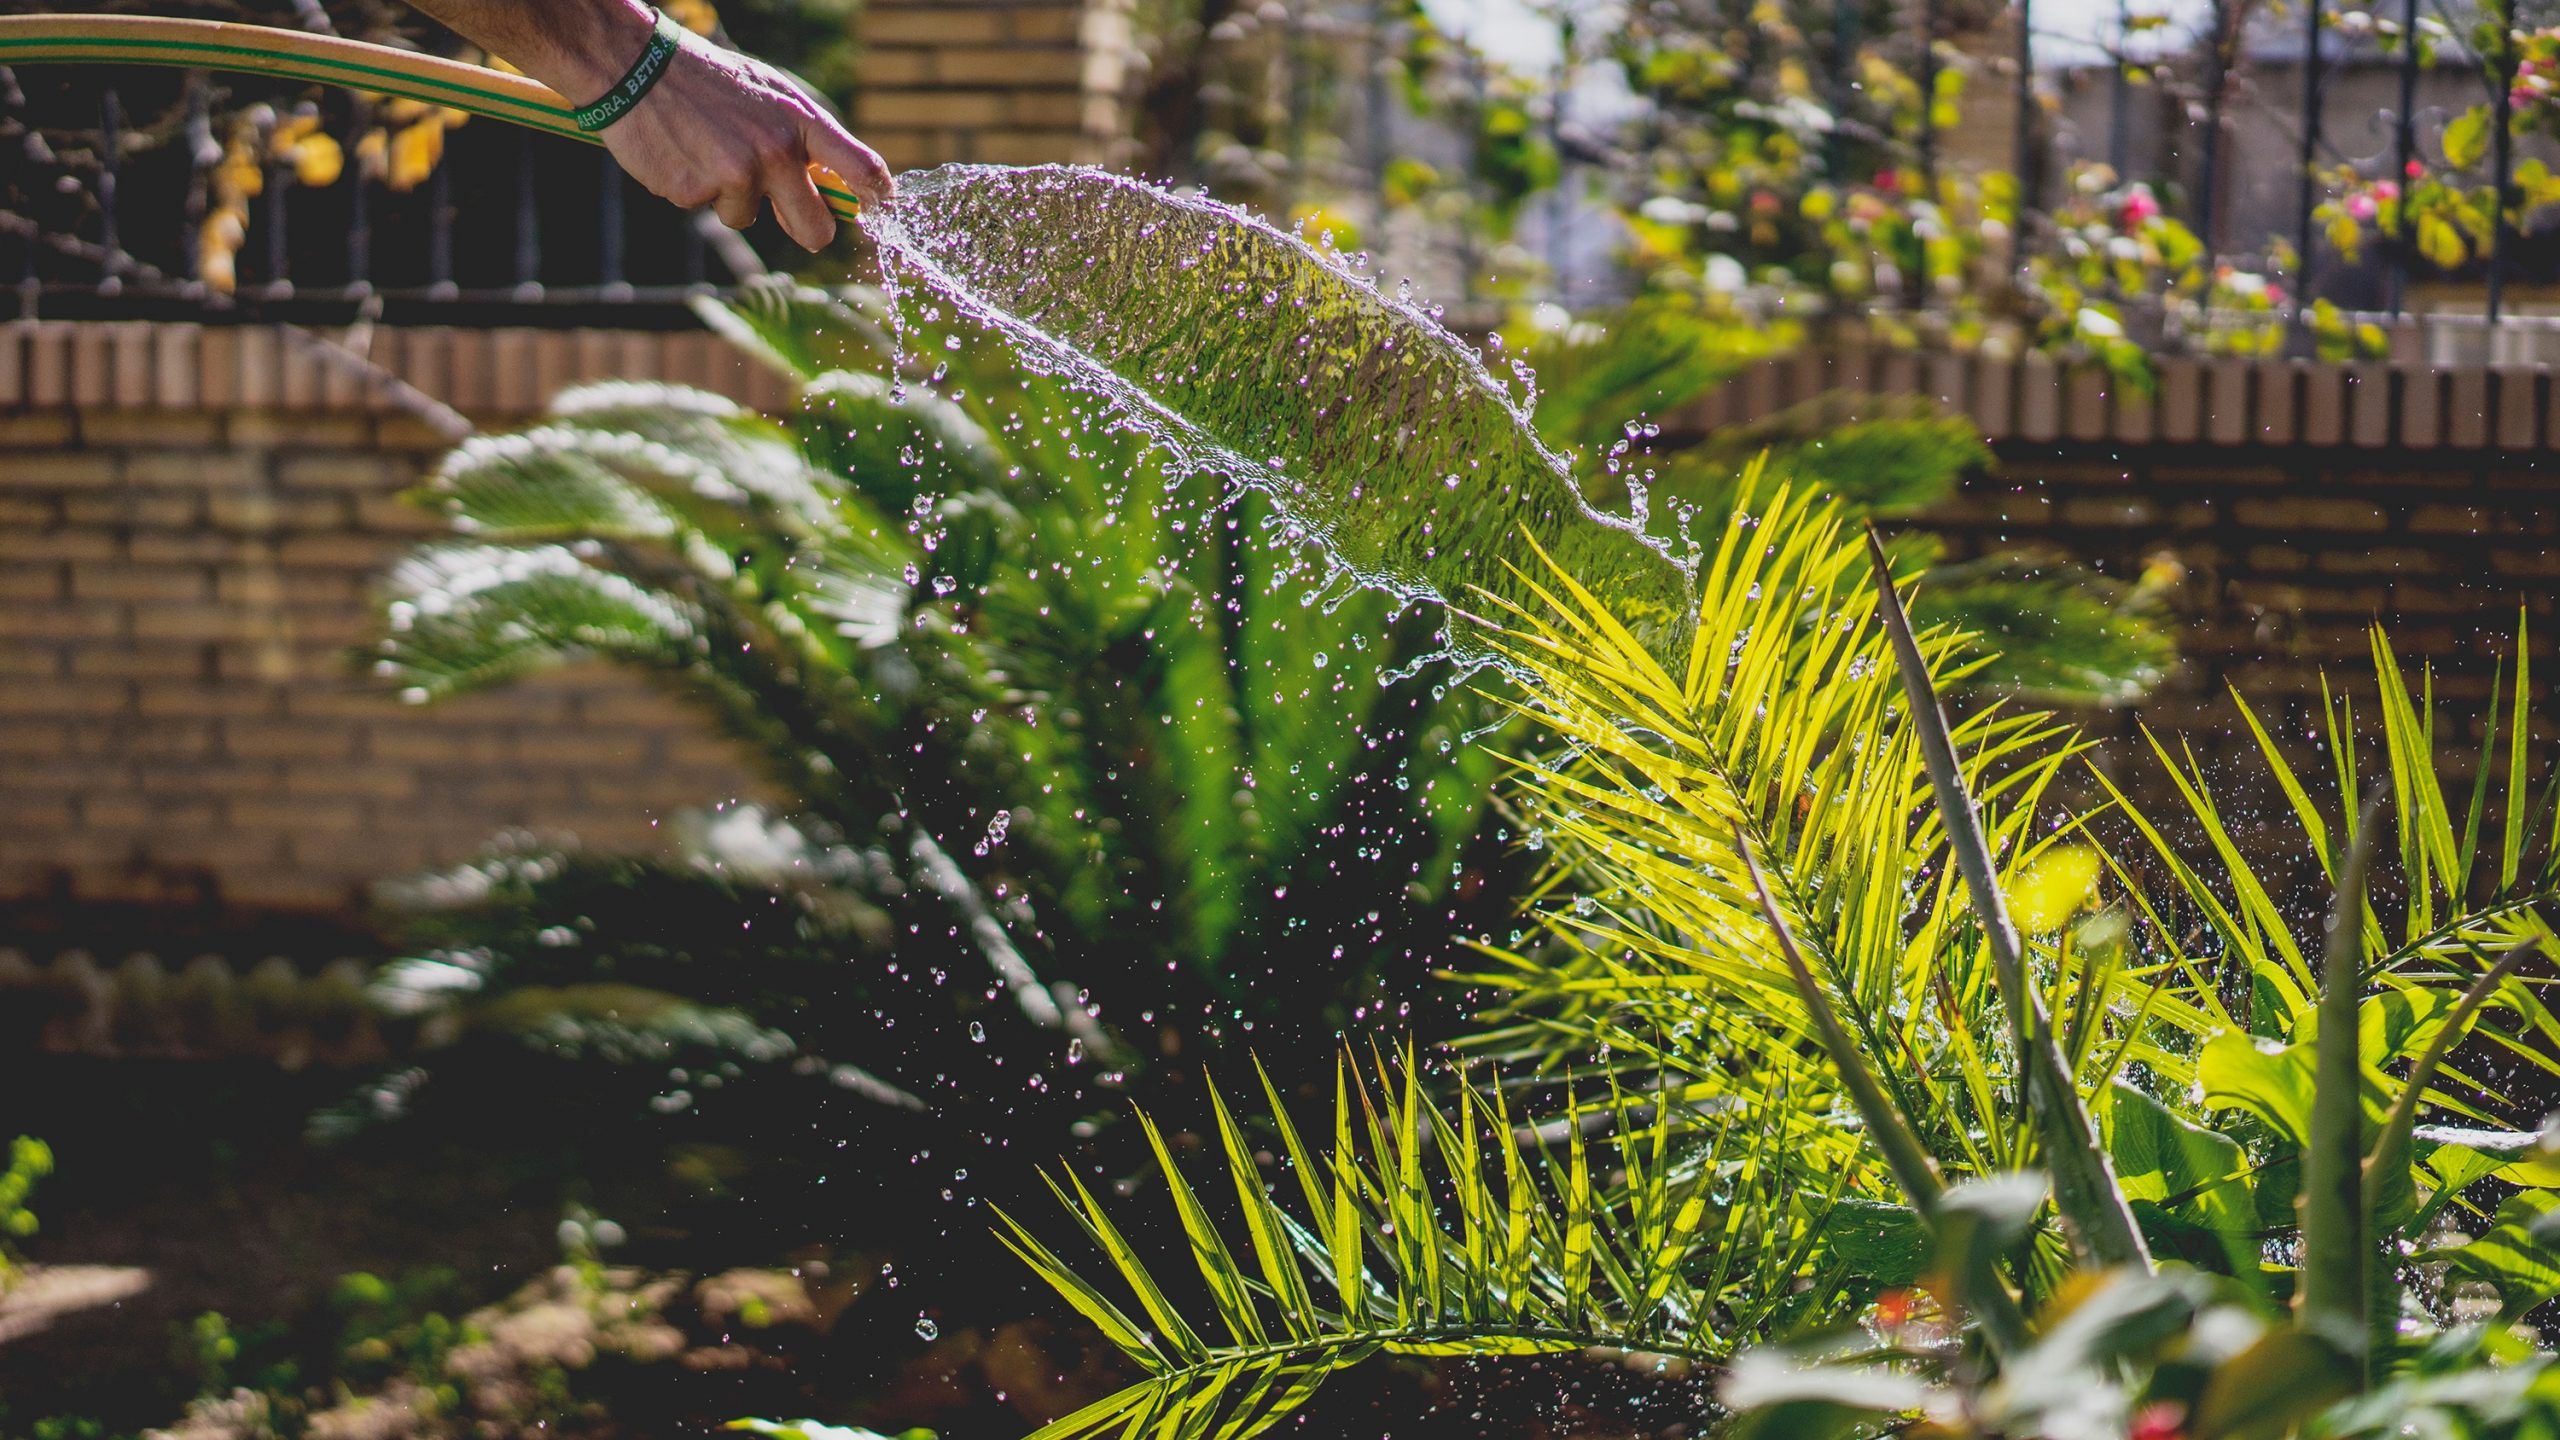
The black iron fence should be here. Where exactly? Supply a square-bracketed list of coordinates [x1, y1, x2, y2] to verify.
[1, 59, 777, 324]
[8, 0, 2557, 345]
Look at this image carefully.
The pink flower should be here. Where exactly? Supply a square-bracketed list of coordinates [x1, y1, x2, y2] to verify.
[2349, 192, 2378, 219]
[2129, 1402, 2188, 1440]
[2377, 180, 2401, 200]
[2408, 158, 2426, 177]
[2120, 186, 2162, 225]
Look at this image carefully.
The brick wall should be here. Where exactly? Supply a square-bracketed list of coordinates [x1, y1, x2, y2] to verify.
[1680, 345, 2560, 745]
[851, 0, 1138, 169]
[1951, 444, 2559, 724]
[1, 322, 776, 939]
[6, 322, 2557, 939]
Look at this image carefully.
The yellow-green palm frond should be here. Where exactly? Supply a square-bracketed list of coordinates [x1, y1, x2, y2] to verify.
[1450, 479, 2206, 1214]
[999, 1052, 1856, 1440]
[2101, 615, 2560, 1112]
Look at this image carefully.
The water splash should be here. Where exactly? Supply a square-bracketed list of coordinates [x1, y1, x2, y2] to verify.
[867, 165, 1696, 668]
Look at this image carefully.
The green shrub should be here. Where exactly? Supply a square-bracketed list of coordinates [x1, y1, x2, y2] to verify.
[0, 1135, 52, 1287]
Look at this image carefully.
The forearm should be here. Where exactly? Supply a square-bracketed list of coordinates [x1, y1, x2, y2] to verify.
[403, 0, 656, 103]
[394, 0, 893, 242]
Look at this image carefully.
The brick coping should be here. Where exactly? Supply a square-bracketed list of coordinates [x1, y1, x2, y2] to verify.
[0, 319, 791, 421]
[1688, 346, 2560, 453]
[6, 319, 2559, 453]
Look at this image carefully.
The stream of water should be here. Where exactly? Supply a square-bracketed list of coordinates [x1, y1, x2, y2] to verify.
[865, 164, 1697, 669]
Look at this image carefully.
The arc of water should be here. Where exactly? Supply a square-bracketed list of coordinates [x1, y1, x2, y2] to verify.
[0, 13, 865, 221]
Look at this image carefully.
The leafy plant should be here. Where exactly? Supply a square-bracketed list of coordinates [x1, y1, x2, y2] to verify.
[1718, 772, 2560, 1440]
[994, 1049, 1842, 1439]
[1511, 302, 2178, 705]
[0, 1134, 52, 1288]
[364, 278, 1516, 1137]
[992, 480, 2559, 1440]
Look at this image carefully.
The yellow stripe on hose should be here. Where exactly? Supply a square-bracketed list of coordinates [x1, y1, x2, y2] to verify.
[0, 13, 863, 222]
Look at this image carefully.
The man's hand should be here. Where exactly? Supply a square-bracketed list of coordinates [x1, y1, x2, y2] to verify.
[595, 27, 894, 251]
[404, 0, 893, 250]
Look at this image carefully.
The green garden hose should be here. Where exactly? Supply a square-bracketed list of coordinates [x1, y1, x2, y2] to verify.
[0, 12, 865, 220]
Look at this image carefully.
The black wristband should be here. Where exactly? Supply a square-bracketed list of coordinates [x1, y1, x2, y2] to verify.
[572, 7, 682, 133]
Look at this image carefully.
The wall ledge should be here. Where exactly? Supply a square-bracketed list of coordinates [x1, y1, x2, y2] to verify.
[0, 319, 793, 421]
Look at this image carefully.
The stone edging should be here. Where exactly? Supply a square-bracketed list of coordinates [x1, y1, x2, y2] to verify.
[0, 320, 791, 419]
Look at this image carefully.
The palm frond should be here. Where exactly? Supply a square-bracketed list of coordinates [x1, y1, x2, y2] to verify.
[691, 277, 894, 383]
[1450, 479, 2202, 1236]
[2098, 618, 2560, 1090]
[1866, 526, 2152, 1270]
[376, 544, 700, 700]
[369, 275, 1526, 1145]
[1002, 1052, 1834, 1440]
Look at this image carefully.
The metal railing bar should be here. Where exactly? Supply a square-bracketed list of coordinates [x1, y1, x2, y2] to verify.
[599, 148, 626, 293]
[513, 135, 539, 294]
[426, 156, 454, 299]
[1918, 0, 1942, 188]
[2296, 0, 2324, 311]
[96, 86, 121, 272]
[2014, 0, 2039, 206]
[2487, 0, 2517, 321]
[262, 147, 289, 297]
[2390, 0, 2420, 315]
[347, 94, 373, 293]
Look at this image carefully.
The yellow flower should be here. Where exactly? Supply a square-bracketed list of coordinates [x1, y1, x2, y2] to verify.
[291, 132, 345, 188]
[387, 117, 446, 192]
[198, 207, 248, 294]
[2007, 845, 2103, 933]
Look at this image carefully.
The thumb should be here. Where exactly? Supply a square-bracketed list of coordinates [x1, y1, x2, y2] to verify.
[802, 112, 895, 209]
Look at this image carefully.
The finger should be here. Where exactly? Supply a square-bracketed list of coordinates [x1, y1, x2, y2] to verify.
[767, 162, 838, 252]
[800, 112, 895, 207]
[713, 186, 760, 232]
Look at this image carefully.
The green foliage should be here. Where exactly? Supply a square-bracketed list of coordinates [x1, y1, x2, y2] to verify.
[152, 1242, 835, 1440]
[2096, 622, 2560, 1061]
[993, 1051, 1841, 1438]
[874, 167, 1695, 647]
[995, 481, 2560, 1440]
[369, 278, 1517, 1127]
[0, 1134, 52, 1285]
[1514, 306, 2176, 707]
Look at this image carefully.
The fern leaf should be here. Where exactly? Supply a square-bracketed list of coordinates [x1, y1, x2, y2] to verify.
[1007, 1057, 1753, 1440]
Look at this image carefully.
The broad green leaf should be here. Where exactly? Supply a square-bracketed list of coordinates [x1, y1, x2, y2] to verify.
[2199, 1030, 2316, 1145]
[2190, 1326, 2361, 1440]
[2440, 1190, 2560, 1316]
[1818, 1197, 1931, 1289]
[1990, 1268, 2207, 1431]
[2442, 107, 2491, 171]
[2109, 1081, 2252, 1240]
[871, 164, 1693, 657]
